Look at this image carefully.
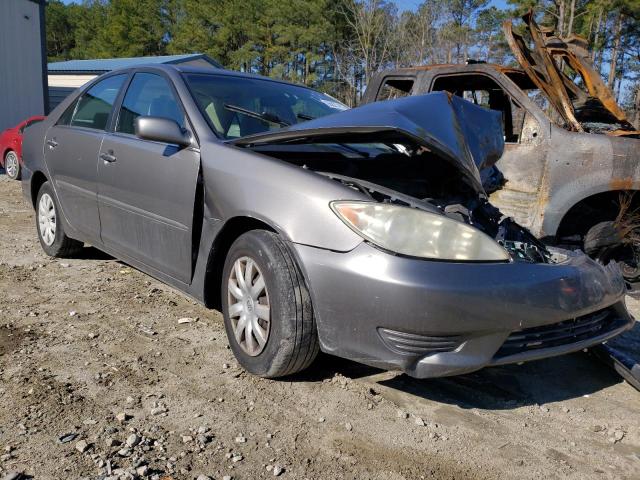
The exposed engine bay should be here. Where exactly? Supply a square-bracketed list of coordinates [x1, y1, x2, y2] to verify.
[252, 141, 554, 263]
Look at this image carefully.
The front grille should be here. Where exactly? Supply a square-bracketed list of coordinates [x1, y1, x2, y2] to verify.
[378, 328, 463, 356]
[494, 308, 620, 359]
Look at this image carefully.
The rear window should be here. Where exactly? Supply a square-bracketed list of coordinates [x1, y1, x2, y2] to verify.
[70, 74, 127, 130]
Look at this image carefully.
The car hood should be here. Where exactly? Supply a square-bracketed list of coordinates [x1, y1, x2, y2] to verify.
[231, 92, 504, 194]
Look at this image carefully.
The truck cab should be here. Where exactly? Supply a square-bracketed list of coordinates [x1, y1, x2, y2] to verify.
[362, 16, 640, 281]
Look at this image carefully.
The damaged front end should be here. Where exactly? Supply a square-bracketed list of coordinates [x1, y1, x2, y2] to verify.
[232, 92, 555, 264]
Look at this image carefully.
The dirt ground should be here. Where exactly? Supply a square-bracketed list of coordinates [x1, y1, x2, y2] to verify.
[0, 173, 638, 480]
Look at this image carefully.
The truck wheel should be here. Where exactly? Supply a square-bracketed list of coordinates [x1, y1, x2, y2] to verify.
[221, 230, 319, 378]
[36, 182, 83, 257]
[4, 151, 20, 180]
[585, 221, 640, 282]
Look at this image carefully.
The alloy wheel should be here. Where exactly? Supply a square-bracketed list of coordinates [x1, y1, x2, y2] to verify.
[227, 256, 271, 356]
[38, 193, 56, 246]
[4, 152, 18, 179]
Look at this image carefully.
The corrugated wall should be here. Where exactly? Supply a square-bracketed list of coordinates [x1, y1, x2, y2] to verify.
[0, 0, 46, 131]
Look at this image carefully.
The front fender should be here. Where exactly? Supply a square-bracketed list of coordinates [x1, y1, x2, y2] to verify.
[200, 142, 367, 252]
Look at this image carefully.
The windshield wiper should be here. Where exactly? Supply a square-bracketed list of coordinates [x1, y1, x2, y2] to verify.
[296, 113, 315, 121]
[223, 103, 291, 127]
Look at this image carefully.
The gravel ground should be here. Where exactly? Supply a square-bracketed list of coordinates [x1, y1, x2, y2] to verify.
[0, 173, 639, 480]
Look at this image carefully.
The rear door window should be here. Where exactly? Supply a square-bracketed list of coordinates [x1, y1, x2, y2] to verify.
[116, 73, 185, 135]
[70, 74, 127, 130]
[377, 78, 414, 101]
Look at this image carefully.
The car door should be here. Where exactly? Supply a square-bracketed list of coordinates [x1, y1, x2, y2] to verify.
[44, 74, 128, 242]
[97, 71, 200, 284]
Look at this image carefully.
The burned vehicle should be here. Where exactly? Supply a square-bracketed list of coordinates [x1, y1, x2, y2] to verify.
[21, 65, 633, 379]
[363, 12, 640, 281]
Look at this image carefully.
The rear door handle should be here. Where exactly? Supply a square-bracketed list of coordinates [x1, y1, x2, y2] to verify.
[46, 139, 58, 149]
[100, 152, 117, 163]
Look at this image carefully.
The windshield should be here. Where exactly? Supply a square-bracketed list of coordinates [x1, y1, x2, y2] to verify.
[184, 73, 347, 140]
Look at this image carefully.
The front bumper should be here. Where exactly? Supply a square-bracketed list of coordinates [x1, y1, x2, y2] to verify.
[294, 242, 633, 378]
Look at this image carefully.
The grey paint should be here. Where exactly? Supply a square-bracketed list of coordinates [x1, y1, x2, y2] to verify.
[21, 64, 633, 378]
[363, 65, 640, 240]
[0, 0, 47, 131]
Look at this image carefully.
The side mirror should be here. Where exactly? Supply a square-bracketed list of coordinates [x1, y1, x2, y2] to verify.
[134, 116, 191, 147]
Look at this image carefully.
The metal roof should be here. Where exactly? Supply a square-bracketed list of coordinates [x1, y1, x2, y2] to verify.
[48, 54, 222, 74]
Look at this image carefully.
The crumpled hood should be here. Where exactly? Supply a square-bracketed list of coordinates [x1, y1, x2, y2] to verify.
[231, 92, 505, 194]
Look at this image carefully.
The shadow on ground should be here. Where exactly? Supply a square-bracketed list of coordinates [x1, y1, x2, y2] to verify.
[74, 246, 114, 261]
[297, 350, 624, 410]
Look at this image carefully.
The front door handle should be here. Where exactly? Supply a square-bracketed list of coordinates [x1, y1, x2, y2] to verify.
[100, 152, 117, 163]
[46, 139, 58, 149]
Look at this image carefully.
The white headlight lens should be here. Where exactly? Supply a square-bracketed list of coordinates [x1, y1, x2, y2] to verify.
[331, 201, 510, 262]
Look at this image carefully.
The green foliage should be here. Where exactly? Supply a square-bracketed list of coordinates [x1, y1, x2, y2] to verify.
[44, 0, 640, 113]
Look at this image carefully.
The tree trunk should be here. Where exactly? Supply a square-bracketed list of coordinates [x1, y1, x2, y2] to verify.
[591, 8, 602, 62]
[634, 87, 640, 129]
[557, 0, 566, 37]
[608, 13, 623, 89]
[567, 0, 576, 36]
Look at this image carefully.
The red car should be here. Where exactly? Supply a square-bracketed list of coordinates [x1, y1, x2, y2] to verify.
[1, 116, 46, 180]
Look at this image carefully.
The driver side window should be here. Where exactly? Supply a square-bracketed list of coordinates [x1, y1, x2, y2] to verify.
[431, 74, 535, 144]
[116, 73, 185, 135]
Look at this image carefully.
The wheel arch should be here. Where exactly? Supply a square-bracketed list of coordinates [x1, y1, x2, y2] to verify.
[203, 216, 278, 310]
[30, 170, 49, 209]
[1, 148, 15, 166]
[555, 189, 640, 241]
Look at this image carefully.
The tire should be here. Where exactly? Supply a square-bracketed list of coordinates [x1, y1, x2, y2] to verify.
[4, 150, 20, 180]
[221, 230, 319, 378]
[35, 181, 83, 257]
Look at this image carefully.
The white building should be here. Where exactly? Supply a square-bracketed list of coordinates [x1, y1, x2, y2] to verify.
[48, 54, 222, 111]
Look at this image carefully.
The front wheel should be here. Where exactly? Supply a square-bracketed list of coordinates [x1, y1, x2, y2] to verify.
[35, 182, 83, 257]
[4, 151, 20, 180]
[221, 230, 319, 378]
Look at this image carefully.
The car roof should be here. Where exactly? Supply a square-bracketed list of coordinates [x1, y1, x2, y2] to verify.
[107, 63, 315, 91]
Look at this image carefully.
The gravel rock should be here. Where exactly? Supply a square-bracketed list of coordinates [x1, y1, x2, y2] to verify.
[117, 447, 132, 457]
[235, 436, 247, 443]
[1, 472, 23, 480]
[195, 476, 211, 480]
[115, 412, 130, 422]
[273, 465, 284, 476]
[57, 432, 78, 444]
[126, 434, 140, 447]
[75, 439, 90, 453]
[136, 465, 149, 476]
[105, 437, 120, 447]
[345, 422, 353, 431]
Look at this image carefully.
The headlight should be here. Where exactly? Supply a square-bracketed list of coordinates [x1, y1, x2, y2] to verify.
[331, 201, 510, 262]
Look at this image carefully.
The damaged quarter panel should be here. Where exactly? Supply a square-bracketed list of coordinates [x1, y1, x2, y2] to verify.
[542, 128, 640, 238]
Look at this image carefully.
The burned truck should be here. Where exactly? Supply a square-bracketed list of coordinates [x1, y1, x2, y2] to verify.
[362, 12, 640, 281]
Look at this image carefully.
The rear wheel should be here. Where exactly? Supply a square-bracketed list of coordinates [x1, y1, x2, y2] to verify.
[221, 230, 319, 378]
[36, 182, 83, 257]
[4, 151, 20, 180]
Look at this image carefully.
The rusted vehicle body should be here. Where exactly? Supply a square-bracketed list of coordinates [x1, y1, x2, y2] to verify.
[362, 12, 640, 279]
